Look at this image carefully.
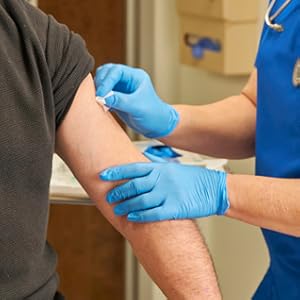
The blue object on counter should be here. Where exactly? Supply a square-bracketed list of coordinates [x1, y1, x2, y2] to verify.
[144, 145, 182, 163]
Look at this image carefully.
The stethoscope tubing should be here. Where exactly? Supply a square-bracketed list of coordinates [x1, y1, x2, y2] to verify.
[265, 0, 292, 32]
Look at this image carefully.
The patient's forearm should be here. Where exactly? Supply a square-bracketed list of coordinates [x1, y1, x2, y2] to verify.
[90, 172, 220, 298]
[127, 220, 221, 299]
[56, 75, 221, 299]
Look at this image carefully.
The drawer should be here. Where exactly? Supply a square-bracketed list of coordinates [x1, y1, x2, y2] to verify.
[177, 0, 259, 22]
[179, 16, 258, 75]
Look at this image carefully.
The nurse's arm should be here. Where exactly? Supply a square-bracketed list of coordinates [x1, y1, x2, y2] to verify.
[227, 174, 300, 237]
[160, 69, 257, 159]
[55, 74, 221, 299]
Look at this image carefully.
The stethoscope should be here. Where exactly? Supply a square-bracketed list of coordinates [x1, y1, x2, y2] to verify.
[265, 0, 292, 32]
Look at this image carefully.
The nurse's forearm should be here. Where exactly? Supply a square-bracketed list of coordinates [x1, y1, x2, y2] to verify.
[160, 93, 256, 159]
[226, 174, 300, 237]
[160, 70, 258, 159]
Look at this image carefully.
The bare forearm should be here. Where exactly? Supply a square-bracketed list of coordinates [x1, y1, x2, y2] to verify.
[64, 145, 220, 298]
[160, 94, 256, 159]
[128, 220, 221, 299]
[227, 174, 300, 237]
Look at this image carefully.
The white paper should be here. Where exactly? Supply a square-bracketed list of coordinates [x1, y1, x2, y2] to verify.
[96, 91, 114, 112]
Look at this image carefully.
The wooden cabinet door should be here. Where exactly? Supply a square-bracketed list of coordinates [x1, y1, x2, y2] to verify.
[39, 0, 126, 67]
[47, 205, 125, 300]
[38, 1, 126, 299]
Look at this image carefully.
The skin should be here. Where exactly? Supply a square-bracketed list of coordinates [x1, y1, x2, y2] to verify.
[55, 74, 222, 300]
[160, 69, 300, 237]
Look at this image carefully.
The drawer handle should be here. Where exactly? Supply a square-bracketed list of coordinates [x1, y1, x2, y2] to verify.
[184, 33, 221, 59]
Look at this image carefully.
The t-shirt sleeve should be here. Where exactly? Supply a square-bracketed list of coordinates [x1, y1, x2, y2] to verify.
[23, 2, 95, 128]
[46, 16, 95, 127]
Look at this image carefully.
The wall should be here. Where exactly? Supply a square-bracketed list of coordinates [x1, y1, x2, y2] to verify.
[138, 1, 270, 299]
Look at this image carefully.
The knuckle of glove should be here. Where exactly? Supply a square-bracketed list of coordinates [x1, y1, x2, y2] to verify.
[129, 180, 139, 195]
[110, 190, 122, 202]
[110, 168, 121, 180]
[136, 68, 150, 81]
[139, 196, 147, 207]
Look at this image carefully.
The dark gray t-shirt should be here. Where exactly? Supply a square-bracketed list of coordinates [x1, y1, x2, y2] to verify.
[0, 1, 94, 298]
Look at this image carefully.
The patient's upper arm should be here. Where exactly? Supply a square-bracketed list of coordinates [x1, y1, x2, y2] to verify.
[55, 73, 147, 234]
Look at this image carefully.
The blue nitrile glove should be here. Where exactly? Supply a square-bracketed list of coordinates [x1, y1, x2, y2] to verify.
[100, 162, 230, 223]
[95, 64, 179, 138]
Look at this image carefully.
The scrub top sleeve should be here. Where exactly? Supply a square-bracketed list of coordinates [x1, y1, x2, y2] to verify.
[45, 16, 95, 128]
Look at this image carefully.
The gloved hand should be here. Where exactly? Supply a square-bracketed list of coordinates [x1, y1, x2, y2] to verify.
[95, 64, 179, 138]
[100, 162, 230, 222]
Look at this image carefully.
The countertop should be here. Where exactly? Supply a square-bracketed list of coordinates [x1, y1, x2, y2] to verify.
[50, 141, 228, 205]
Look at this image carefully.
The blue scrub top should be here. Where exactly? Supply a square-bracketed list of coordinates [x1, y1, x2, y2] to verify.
[254, 1, 300, 299]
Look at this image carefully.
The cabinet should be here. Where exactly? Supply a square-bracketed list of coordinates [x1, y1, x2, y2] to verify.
[177, 0, 259, 75]
[177, 0, 259, 22]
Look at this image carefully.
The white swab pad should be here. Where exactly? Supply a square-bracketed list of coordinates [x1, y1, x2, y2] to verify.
[96, 91, 114, 112]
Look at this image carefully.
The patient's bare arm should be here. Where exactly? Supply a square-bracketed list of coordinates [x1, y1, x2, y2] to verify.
[55, 74, 221, 299]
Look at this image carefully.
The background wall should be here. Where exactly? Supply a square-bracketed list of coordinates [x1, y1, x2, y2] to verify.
[137, 1, 270, 299]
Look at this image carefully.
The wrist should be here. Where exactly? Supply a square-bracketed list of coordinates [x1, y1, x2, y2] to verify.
[224, 173, 240, 218]
[146, 104, 179, 139]
[217, 171, 230, 215]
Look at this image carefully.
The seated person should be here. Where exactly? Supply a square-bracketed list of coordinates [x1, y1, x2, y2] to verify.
[0, 1, 221, 299]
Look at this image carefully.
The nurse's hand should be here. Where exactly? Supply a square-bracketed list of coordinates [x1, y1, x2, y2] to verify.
[100, 162, 230, 222]
[95, 64, 179, 138]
